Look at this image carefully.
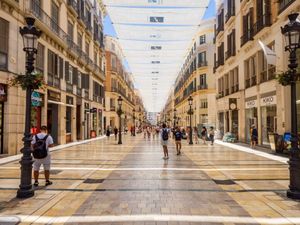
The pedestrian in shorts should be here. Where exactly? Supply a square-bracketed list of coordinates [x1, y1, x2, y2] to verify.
[31, 126, 54, 187]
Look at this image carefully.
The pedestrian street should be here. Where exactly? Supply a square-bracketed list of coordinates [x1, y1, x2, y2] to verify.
[0, 134, 299, 225]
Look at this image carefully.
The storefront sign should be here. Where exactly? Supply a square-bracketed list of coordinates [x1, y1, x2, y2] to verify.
[260, 95, 276, 106]
[0, 84, 7, 102]
[245, 100, 257, 109]
[48, 90, 61, 102]
[31, 91, 42, 107]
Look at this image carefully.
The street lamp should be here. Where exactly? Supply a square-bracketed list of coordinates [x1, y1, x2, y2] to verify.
[173, 109, 177, 128]
[117, 96, 123, 144]
[132, 109, 136, 136]
[17, 17, 42, 198]
[281, 13, 300, 200]
[188, 96, 193, 145]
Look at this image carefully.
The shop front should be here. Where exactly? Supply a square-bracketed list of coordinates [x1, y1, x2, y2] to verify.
[218, 112, 224, 137]
[66, 96, 74, 143]
[260, 95, 277, 146]
[0, 84, 7, 154]
[31, 91, 44, 135]
[98, 109, 103, 135]
[245, 98, 258, 143]
[84, 102, 90, 139]
[47, 90, 60, 144]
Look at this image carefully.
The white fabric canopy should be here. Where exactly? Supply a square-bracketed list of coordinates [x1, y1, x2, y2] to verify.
[103, 0, 209, 112]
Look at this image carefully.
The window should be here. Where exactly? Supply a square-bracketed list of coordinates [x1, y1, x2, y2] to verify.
[0, 18, 8, 70]
[278, 0, 295, 14]
[66, 107, 72, 133]
[149, 16, 164, 23]
[226, 29, 236, 59]
[32, 0, 42, 18]
[67, 21, 74, 41]
[198, 52, 207, 67]
[111, 55, 117, 69]
[225, 74, 229, 95]
[51, 1, 59, 33]
[245, 55, 256, 88]
[94, 51, 97, 65]
[47, 50, 60, 87]
[200, 114, 208, 124]
[200, 99, 208, 108]
[77, 33, 82, 50]
[199, 74, 207, 89]
[36, 43, 45, 73]
[199, 35, 206, 44]
[85, 41, 89, 55]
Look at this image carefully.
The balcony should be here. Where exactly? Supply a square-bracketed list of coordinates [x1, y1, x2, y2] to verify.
[198, 84, 208, 90]
[67, 0, 78, 15]
[76, 87, 82, 97]
[278, 0, 295, 14]
[260, 67, 276, 83]
[225, 48, 236, 60]
[84, 89, 89, 100]
[225, 88, 230, 96]
[216, 24, 224, 36]
[48, 75, 60, 89]
[241, 29, 254, 47]
[254, 14, 271, 35]
[66, 83, 73, 94]
[225, 9, 235, 23]
[231, 84, 239, 93]
[198, 61, 208, 68]
[245, 78, 251, 88]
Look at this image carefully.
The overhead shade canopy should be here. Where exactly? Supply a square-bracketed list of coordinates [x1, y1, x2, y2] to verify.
[103, 0, 210, 112]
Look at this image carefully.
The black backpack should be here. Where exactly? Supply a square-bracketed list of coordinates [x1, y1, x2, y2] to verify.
[32, 135, 48, 159]
[162, 129, 169, 141]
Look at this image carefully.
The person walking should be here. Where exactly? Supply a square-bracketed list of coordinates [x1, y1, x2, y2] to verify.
[201, 126, 207, 144]
[209, 126, 215, 146]
[31, 126, 54, 187]
[250, 125, 258, 149]
[193, 127, 199, 144]
[174, 127, 183, 155]
[161, 123, 170, 159]
[106, 126, 111, 138]
[114, 127, 118, 141]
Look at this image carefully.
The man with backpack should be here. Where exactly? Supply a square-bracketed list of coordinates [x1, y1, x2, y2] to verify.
[160, 123, 169, 160]
[174, 127, 183, 155]
[31, 126, 54, 187]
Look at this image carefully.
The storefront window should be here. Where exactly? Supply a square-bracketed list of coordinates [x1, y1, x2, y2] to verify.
[245, 108, 257, 143]
[98, 111, 102, 134]
[261, 105, 277, 146]
[218, 112, 224, 137]
[92, 112, 97, 130]
[66, 107, 72, 133]
[231, 110, 238, 139]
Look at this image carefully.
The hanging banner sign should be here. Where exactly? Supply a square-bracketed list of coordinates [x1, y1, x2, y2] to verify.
[31, 91, 42, 107]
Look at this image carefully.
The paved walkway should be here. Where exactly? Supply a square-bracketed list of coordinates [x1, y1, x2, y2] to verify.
[0, 134, 299, 225]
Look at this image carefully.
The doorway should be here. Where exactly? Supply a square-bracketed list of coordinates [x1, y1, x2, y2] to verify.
[47, 103, 58, 144]
[76, 105, 81, 140]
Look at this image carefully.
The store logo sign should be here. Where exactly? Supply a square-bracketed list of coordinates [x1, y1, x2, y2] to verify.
[261, 96, 276, 106]
[31, 91, 42, 107]
[245, 100, 257, 109]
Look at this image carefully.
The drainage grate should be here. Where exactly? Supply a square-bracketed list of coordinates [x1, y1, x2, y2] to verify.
[213, 179, 236, 185]
[83, 179, 105, 184]
[41, 170, 62, 175]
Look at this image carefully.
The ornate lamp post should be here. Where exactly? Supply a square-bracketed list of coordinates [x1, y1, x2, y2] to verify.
[117, 96, 123, 145]
[132, 109, 136, 136]
[17, 18, 42, 198]
[173, 109, 177, 128]
[281, 13, 300, 199]
[188, 96, 193, 145]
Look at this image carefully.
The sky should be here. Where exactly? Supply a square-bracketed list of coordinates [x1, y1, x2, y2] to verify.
[104, 0, 216, 38]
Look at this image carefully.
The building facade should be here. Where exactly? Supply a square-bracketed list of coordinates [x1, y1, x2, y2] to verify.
[214, 0, 300, 146]
[104, 36, 136, 132]
[173, 19, 216, 131]
[0, 0, 105, 155]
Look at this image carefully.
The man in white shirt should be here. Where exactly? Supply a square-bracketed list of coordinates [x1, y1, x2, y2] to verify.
[31, 126, 54, 187]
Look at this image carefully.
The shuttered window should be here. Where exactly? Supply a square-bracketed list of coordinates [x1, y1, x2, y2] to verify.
[0, 18, 9, 70]
[36, 43, 45, 73]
